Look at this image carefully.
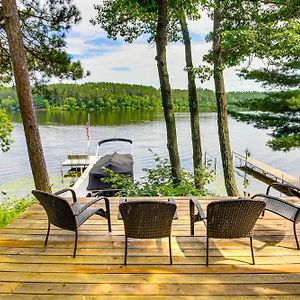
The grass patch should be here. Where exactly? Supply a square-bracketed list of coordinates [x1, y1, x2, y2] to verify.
[0, 197, 36, 228]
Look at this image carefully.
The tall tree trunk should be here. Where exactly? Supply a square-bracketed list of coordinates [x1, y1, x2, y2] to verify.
[179, 12, 202, 180]
[155, 0, 181, 184]
[3, 0, 51, 192]
[213, 0, 239, 196]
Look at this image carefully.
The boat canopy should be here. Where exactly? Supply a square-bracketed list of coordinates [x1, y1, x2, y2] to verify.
[87, 152, 133, 191]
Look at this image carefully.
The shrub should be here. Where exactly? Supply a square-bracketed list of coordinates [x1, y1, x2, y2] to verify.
[102, 151, 214, 197]
[0, 197, 36, 228]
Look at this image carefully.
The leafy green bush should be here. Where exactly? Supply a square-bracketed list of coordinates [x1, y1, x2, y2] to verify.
[0, 197, 36, 228]
[267, 134, 300, 152]
[102, 151, 214, 197]
[0, 108, 13, 152]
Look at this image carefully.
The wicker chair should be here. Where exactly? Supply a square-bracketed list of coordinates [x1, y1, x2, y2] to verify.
[190, 198, 265, 266]
[251, 182, 300, 250]
[119, 200, 177, 265]
[32, 188, 111, 257]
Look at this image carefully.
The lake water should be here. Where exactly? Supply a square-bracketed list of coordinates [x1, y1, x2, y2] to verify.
[1, 110, 299, 199]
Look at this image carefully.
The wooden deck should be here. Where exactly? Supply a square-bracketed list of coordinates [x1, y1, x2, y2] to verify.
[0, 196, 300, 299]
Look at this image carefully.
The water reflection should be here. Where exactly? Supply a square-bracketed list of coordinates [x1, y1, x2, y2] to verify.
[2, 110, 300, 199]
[8, 110, 164, 126]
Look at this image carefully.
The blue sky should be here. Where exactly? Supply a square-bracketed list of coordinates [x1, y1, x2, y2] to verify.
[66, 0, 264, 92]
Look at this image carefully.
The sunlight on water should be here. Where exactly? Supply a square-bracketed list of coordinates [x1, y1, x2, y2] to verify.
[1, 110, 299, 199]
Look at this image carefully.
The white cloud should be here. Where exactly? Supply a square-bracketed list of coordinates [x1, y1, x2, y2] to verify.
[67, 0, 265, 92]
[71, 0, 104, 37]
[188, 12, 213, 35]
[76, 43, 159, 87]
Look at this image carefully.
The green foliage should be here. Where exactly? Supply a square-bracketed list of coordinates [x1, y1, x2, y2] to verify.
[0, 108, 13, 152]
[231, 91, 300, 151]
[0, 87, 19, 111]
[205, 1, 300, 152]
[102, 151, 214, 196]
[92, 0, 201, 44]
[267, 134, 300, 152]
[229, 110, 300, 152]
[34, 82, 163, 110]
[0, 0, 86, 84]
[0, 82, 264, 111]
[64, 170, 81, 178]
[204, 1, 300, 70]
[240, 63, 300, 88]
[1, 97, 19, 111]
[201, 0, 300, 102]
[235, 90, 300, 113]
[33, 96, 49, 110]
[287, 96, 300, 111]
[0, 197, 36, 229]
[188, 65, 212, 84]
[92, 0, 157, 43]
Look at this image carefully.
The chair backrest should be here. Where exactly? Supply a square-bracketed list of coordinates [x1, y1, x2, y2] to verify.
[119, 201, 177, 239]
[207, 199, 265, 239]
[32, 190, 77, 231]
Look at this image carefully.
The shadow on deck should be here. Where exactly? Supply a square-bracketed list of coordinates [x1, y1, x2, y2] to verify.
[0, 196, 299, 299]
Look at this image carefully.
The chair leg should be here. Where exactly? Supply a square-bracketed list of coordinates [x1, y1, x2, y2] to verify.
[293, 221, 299, 250]
[169, 236, 173, 265]
[206, 236, 209, 267]
[190, 199, 195, 236]
[73, 230, 78, 258]
[250, 236, 255, 265]
[104, 198, 112, 232]
[44, 222, 50, 246]
[124, 236, 128, 266]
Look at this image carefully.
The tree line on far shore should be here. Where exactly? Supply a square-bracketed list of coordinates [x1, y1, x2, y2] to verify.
[0, 83, 264, 112]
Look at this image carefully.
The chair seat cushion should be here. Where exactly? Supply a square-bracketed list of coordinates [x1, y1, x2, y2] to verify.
[71, 202, 100, 227]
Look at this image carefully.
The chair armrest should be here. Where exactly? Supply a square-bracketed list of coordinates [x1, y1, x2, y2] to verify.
[252, 193, 299, 222]
[74, 196, 109, 216]
[118, 198, 127, 220]
[251, 193, 269, 200]
[266, 182, 300, 197]
[190, 197, 206, 221]
[252, 193, 299, 207]
[168, 198, 178, 219]
[54, 188, 77, 203]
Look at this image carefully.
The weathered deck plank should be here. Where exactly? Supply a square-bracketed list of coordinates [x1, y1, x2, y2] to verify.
[0, 196, 299, 298]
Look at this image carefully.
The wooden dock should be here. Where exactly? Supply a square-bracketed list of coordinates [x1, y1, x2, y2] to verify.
[71, 156, 98, 197]
[62, 154, 96, 168]
[0, 196, 300, 298]
[234, 152, 300, 188]
[61, 155, 98, 197]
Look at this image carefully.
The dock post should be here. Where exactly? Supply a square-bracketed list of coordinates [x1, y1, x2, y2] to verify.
[60, 159, 64, 184]
[245, 148, 250, 168]
[214, 157, 217, 174]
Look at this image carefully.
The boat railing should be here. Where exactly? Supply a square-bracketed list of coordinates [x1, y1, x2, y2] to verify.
[96, 138, 133, 158]
[204, 151, 217, 174]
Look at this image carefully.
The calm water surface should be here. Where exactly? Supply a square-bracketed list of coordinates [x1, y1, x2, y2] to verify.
[1, 110, 299, 199]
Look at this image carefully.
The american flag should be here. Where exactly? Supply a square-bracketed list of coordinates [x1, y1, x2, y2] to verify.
[85, 121, 90, 141]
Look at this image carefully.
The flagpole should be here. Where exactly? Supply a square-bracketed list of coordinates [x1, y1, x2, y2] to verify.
[86, 113, 91, 155]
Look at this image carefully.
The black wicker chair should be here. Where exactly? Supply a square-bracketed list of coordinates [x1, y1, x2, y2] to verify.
[251, 182, 300, 250]
[32, 188, 111, 257]
[119, 200, 177, 265]
[190, 198, 265, 266]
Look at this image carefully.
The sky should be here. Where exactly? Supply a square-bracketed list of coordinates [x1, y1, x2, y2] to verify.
[66, 0, 264, 92]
